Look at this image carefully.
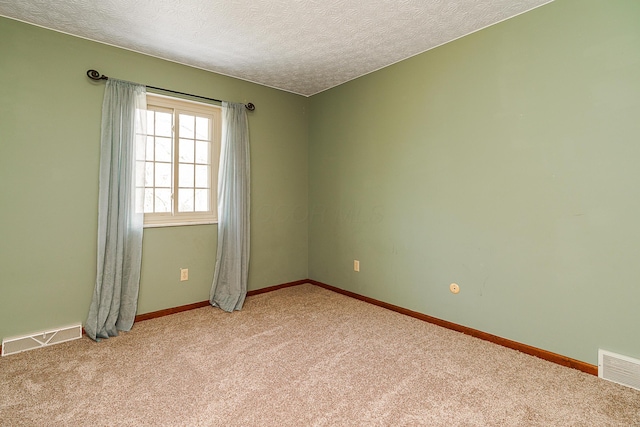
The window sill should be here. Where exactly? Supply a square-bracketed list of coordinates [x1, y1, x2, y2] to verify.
[144, 220, 218, 229]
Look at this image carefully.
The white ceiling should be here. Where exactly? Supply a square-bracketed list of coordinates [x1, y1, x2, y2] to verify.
[0, 0, 553, 96]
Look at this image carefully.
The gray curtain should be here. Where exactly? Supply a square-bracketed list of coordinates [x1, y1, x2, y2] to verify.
[85, 79, 146, 341]
[210, 102, 251, 311]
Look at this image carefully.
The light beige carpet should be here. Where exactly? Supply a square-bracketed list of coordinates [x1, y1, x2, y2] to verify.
[1, 284, 639, 426]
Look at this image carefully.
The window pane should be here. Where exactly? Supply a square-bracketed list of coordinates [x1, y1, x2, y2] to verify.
[196, 116, 210, 140]
[155, 189, 172, 213]
[136, 134, 146, 160]
[179, 139, 194, 163]
[155, 137, 172, 162]
[135, 188, 144, 213]
[146, 136, 154, 161]
[145, 162, 154, 186]
[146, 110, 154, 134]
[179, 163, 194, 187]
[195, 189, 209, 212]
[179, 189, 194, 212]
[156, 111, 172, 137]
[135, 161, 145, 187]
[195, 140, 209, 164]
[179, 114, 194, 139]
[195, 165, 209, 188]
[144, 188, 154, 213]
[155, 162, 172, 187]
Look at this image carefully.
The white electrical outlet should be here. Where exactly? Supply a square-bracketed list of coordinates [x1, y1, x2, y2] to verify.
[180, 268, 189, 281]
[354, 260, 360, 272]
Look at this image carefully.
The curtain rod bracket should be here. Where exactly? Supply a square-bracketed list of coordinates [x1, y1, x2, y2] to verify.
[86, 69, 255, 111]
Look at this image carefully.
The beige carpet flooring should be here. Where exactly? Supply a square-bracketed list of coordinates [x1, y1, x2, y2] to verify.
[1, 284, 639, 426]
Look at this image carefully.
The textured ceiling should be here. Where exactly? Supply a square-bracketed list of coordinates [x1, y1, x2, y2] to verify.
[0, 0, 553, 96]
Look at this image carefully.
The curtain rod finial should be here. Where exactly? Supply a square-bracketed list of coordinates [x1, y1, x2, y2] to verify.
[245, 103, 255, 111]
[87, 69, 107, 81]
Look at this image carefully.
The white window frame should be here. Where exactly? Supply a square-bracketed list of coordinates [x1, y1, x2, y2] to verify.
[141, 93, 221, 227]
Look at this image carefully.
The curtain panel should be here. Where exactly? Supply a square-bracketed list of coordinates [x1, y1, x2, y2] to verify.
[85, 79, 146, 341]
[210, 102, 251, 311]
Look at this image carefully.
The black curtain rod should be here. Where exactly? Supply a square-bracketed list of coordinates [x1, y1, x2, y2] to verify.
[86, 69, 255, 111]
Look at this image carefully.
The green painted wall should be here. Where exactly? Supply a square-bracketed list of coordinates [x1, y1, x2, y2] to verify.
[309, 0, 640, 365]
[0, 17, 308, 341]
[2, 0, 639, 366]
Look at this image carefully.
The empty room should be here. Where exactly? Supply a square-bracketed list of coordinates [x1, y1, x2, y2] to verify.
[1, 0, 639, 425]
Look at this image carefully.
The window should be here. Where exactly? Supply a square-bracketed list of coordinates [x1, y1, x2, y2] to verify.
[138, 94, 221, 227]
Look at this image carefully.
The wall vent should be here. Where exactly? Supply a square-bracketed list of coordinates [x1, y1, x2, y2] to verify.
[598, 349, 640, 391]
[1, 324, 82, 357]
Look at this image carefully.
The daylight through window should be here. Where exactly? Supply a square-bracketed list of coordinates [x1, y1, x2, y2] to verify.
[137, 94, 221, 226]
